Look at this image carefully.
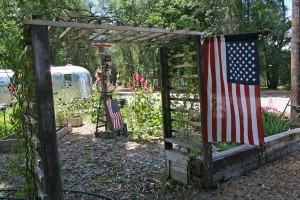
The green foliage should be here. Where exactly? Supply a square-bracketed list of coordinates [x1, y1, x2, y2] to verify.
[8, 58, 39, 199]
[214, 142, 239, 151]
[85, 90, 101, 123]
[0, 108, 14, 138]
[262, 106, 289, 137]
[121, 75, 162, 140]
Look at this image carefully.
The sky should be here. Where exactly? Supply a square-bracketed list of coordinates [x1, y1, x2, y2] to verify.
[285, 0, 292, 17]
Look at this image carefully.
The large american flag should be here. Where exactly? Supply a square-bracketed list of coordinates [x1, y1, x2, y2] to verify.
[106, 99, 123, 130]
[202, 33, 264, 146]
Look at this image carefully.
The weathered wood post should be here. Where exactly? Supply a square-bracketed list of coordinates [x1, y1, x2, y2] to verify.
[291, 0, 300, 127]
[159, 46, 173, 150]
[195, 36, 213, 190]
[31, 25, 64, 199]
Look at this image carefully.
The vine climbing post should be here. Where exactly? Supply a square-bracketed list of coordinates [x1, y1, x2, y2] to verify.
[31, 24, 63, 199]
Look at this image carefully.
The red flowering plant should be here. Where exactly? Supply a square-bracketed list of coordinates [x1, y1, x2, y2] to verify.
[121, 74, 162, 140]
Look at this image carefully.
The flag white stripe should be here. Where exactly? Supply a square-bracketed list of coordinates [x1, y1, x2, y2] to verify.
[232, 84, 240, 143]
[250, 86, 259, 144]
[207, 43, 213, 142]
[214, 37, 222, 141]
[220, 37, 231, 141]
[240, 85, 249, 144]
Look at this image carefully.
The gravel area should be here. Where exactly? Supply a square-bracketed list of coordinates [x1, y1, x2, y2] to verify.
[1, 121, 300, 199]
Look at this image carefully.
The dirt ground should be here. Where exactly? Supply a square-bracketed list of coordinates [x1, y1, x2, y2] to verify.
[1, 122, 300, 199]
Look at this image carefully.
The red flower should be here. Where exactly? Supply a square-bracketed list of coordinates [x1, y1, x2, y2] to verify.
[143, 87, 148, 91]
[151, 85, 155, 91]
[132, 79, 136, 85]
[140, 77, 145, 83]
[144, 80, 148, 86]
[8, 84, 16, 93]
[135, 74, 141, 81]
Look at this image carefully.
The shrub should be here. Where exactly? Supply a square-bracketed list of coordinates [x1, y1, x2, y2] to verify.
[121, 74, 162, 140]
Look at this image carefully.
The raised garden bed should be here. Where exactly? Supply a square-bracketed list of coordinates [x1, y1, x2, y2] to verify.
[189, 128, 300, 185]
[0, 124, 73, 153]
[64, 116, 83, 127]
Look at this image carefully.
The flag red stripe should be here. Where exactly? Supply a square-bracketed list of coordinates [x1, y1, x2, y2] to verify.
[245, 86, 254, 144]
[236, 84, 244, 144]
[210, 38, 217, 142]
[228, 84, 236, 142]
[255, 86, 264, 145]
[202, 40, 209, 142]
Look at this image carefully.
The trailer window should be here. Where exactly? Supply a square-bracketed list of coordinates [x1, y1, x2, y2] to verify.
[64, 74, 72, 82]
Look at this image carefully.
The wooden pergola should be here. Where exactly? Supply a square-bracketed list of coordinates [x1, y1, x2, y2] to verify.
[23, 19, 209, 200]
[24, 19, 205, 45]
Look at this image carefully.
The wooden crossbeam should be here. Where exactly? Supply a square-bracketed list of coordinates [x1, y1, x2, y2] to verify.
[170, 97, 200, 102]
[171, 64, 193, 69]
[112, 31, 138, 42]
[75, 29, 94, 39]
[171, 129, 202, 137]
[169, 74, 198, 79]
[165, 137, 202, 150]
[139, 32, 165, 42]
[169, 51, 197, 59]
[89, 29, 109, 40]
[170, 108, 199, 115]
[126, 32, 152, 42]
[105, 30, 126, 40]
[59, 27, 74, 39]
[24, 19, 206, 36]
[50, 38, 157, 44]
[171, 118, 201, 127]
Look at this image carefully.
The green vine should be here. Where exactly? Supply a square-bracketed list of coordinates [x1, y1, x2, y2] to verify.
[8, 58, 38, 198]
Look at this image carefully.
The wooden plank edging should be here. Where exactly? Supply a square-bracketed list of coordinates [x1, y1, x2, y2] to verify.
[192, 128, 300, 184]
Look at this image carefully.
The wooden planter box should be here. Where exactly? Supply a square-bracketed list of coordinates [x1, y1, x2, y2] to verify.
[0, 125, 73, 153]
[188, 128, 300, 185]
[0, 137, 17, 153]
[64, 116, 83, 127]
[57, 124, 72, 140]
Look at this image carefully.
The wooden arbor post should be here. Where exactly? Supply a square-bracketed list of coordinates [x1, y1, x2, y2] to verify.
[291, 0, 300, 127]
[195, 36, 213, 191]
[31, 25, 63, 199]
[159, 46, 173, 150]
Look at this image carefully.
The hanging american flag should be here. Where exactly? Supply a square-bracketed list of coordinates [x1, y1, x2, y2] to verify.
[202, 33, 264, 146]
[106, 99, 123, 130]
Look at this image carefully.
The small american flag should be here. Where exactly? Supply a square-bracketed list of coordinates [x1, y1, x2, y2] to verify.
[202, 33, 264, 146]
[106, 99, 123, 130]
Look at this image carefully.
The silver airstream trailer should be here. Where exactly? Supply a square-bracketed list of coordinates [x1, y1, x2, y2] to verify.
[0, 69, 14, 105]
[51, 65, 93, 100]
